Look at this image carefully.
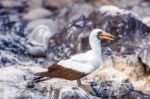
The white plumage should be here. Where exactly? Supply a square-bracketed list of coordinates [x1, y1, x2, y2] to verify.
[32, 28, 113, 88]
[58, 29, 102, 73]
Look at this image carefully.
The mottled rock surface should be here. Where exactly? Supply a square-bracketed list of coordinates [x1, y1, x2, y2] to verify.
[47, 16, 94, 61]
[0, 67, 49, 99]
[26, 25, 54, 57]
[47, 6, 149, 61]
[0, 16, 26, 55]
[138, 44, 150, 73]
[51, 86, 90, 99]
[88, 5, 149, 53]
[91, 80, 150, 99]
[26, 19, 59, 33]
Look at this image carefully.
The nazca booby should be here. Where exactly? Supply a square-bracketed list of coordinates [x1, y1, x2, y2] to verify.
[32, 29, 114, 88]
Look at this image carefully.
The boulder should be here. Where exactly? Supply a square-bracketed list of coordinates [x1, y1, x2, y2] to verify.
[26, 19, 59, 33]
[47, 5, 149, 61]
[47, 16, 94, 61]
[0, 16, 26, 55]
[90, 80, 150, 99]
[138, 44, 150, 73]
[26, 25, 54, 57]
[0, 67, 48, 99]
[1, 0, 24, 8]
[51, 86, 90, 99]
[88, 5, 149, 52]
[45, 0, 82, 8]
[23, 8, 52, 21]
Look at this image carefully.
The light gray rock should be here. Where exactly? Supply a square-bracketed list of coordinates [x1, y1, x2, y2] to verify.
[45, 0, 76, 8]
[51, 86, 90, 99]
[29, 0, 43, 10]
[26, 25, 54, 57]
[139, 45, 150, 68]
[0, 67, 48, 99]
[142, 17, 150, 27]
[26, 19, 58, 33]
[23, 8, 52, 21]
[67, 4, 94, 22]
[1, 0, 23, 8]
[55, 3, 94, 24]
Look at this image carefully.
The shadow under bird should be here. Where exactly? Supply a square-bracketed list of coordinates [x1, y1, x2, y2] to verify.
[29, 28, 114, 92]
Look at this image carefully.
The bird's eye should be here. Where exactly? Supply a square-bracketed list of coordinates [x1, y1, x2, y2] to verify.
[97, 31, 102, 39]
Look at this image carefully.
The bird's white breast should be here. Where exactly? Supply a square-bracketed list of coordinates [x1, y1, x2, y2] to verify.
[58, 51, 101, 74]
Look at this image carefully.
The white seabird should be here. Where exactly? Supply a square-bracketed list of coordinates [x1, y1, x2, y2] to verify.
[32, 28, 114, 89]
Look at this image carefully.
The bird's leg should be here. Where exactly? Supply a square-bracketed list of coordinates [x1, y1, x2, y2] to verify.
[76, 79, 90, 94]
[77, 79, 82, 86]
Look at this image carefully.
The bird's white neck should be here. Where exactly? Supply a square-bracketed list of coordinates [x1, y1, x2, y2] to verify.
[89, 35, 101, 56]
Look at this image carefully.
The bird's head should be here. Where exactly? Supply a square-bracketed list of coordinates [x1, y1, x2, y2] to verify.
[91, 29, 114, 41]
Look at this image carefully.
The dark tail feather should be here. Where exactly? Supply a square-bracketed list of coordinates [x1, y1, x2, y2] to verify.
[34, 77, 49, 83]
[33, 71, 51, 83]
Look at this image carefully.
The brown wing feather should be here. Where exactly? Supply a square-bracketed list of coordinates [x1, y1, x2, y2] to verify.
[46, 63, 87, 80]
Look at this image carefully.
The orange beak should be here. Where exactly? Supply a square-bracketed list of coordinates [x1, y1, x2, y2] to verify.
[99, 32, 114, 40]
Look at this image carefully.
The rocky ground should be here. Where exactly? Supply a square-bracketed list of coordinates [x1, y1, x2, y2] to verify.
[0, 0, 150, 99]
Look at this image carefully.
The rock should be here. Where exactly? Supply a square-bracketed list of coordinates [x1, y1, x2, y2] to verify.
[90, 80, 150, 99]
[29, 0, 43, 10]
[56, 3, 94, 23]
[50, 3, 94, 30]
[94, 67, 129, 83]
[0, 0, 27, 13]
[51, 86, 90, 99]
[88, 5, 149, 53]
[26, 25, 54, 57]
[45, 0, 74, 8]
[47, 16, 94, 61]
[23, 8, 52, 21]
[0, 67, 48, 99]
[138, 44, 150, 72]
[131, 2, 150, 17]
[142, 17, 150, 27]
[0, 55, 14, 66]
[129, 90, 150, 99]
[0, 15, 26, 55]
[67, 4, 94, 22]
[112, 55, 146, 78]
[26, 19, 59, 33]
[47, 5, 149, 61]
[90, 80, 133, 98]
[1, 0, 23, 8]
[89, 54, 150, 93]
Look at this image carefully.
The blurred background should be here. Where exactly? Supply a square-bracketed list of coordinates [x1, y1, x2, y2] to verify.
[0, 0, 150, 99]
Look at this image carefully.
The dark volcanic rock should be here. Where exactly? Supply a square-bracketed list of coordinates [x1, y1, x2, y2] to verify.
[0, 0, 28, 14]
[52, 87, 90, 99]
[47, 6, 150, 61]
[0, 56, 15, 66]
[47, 16, 94, 61]
[0, 15, 26, 55]
[88, 6, 150, 53]
[90, 80, 150, 99]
